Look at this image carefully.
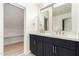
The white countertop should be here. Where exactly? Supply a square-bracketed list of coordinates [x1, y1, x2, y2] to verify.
[30, 33, 79, 42]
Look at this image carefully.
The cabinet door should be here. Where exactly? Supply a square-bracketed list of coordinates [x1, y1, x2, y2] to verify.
[44, 42, 54, 56]
[30, 35, 37, 55]
[55, 46, 75, 56]
[36, 36, 43, 56]
[75, 42, 79, 56]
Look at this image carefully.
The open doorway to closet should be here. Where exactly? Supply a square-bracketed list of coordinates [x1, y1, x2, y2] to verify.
[4, 3, 25, 56]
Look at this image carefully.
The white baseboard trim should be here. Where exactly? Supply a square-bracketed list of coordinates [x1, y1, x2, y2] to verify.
[17, 51, 31, 56]
[24, 51, 31, 56]
[4, 41, 24, 46]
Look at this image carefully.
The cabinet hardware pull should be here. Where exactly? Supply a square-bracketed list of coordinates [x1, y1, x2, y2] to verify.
[55, 46, 56, 55]
[53, 46, 54, 53]
[34, 40, 36, 45]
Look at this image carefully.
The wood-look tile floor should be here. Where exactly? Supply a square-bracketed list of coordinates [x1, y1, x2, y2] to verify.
[4, 42, 35, 56]
[4, 42, 24, 56]
[18, 53, 35, 56]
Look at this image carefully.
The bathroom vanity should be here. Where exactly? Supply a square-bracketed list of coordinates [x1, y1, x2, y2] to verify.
[30, 3, 79, 56]
[30, 34, 79, 56]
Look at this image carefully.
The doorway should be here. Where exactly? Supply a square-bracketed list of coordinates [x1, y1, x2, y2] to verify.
[4, 3, 25, 56]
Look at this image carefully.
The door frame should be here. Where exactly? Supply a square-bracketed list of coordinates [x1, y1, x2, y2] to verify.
[3, 3, 26, 56]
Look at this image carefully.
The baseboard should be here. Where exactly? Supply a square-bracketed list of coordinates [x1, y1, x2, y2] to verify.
[4, 35, 24, 39]
[24, 51, 31, 56]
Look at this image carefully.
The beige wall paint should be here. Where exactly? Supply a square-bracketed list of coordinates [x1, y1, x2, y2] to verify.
[4, 3, 24, 46]
[4, 3, 24, 37]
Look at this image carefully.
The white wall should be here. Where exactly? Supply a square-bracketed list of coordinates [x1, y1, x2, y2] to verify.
[0, 3, 3, 56]
[72, 4, 78, 34]
[77, 4, 79, 34]
[72, 4, 79, 35]
[25, 4, 39, 54]
[72, 4, 79, 36]
[18, 3, 39, 54]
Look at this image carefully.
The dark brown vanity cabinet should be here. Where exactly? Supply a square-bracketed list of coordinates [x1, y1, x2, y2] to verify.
[30, 35, 37, 55]
[30, 34, 79, 56]
[43, 37, 55, 56]
[36, 36, 44, 56]
[30, 35, 44, 56]
[55, 46, 75, 56]
[54, 39, 76, 56]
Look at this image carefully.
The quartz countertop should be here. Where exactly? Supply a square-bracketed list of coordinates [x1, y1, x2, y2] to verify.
[30, 33, 79, 42]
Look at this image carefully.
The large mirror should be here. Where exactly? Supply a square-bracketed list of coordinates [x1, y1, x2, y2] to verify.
[39, 8, 50, 33]
[43, 11, 49, 31]
[38, 3, 78, 37]
[62, 18, 72, 31]
[53, 3, 72, 33]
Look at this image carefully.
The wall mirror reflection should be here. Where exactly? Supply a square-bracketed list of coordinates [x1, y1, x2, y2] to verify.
[62, 18, 72, 31]
[53, 3, 72, 33]
[43, 11, 49, 31]
[39, 8, 49, 33]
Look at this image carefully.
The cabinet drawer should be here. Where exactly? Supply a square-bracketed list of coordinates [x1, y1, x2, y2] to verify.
[56, 46, 75, 56]
[54, 38, 75, 50]
[34, 35, 44, 40]
[44, 37, 53, 44]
